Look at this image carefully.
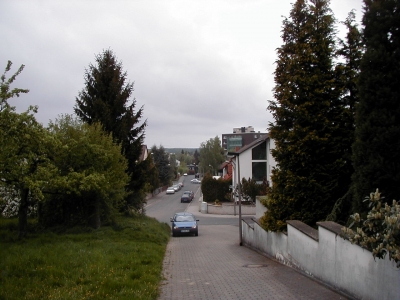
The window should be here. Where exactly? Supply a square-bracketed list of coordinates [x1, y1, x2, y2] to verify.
[252, 141, 266, 160]
[252, 162, 266, 182]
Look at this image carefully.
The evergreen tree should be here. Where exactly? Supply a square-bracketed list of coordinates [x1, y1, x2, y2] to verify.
[351, 0, 400, 214]
[150, 145, 172, 186]
[327, 11, 364, 223]
[263, 0, 346, 230]
[75, 49, 147, 211]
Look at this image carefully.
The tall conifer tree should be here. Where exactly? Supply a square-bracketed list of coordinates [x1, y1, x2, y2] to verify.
[75, 49, 147, 211]
[327, 11, 363, 223]
[351, 0, 400, 213]
[263, 0, 346, 230]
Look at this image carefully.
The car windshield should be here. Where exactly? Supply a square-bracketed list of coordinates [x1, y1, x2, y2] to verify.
[175, 215, 195, 222]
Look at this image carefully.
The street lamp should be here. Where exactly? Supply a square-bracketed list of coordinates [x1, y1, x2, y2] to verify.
[227, 151, 243, 246]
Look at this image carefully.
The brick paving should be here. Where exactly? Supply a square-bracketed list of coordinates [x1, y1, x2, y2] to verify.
[158, 223, 351, 300]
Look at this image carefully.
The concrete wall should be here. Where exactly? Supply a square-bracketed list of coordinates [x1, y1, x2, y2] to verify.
[207, 203, 255, 215]
[241, 203, 400, 300]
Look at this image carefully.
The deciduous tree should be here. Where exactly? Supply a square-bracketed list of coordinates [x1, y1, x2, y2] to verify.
[198, 136, 224, 175]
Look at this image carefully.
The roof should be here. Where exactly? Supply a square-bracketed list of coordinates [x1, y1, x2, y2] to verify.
[227, 133, 269, 156]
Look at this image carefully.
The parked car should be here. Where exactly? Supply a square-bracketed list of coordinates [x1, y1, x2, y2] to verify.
[179, 182, 184, 188]
[182, 190, 194, 201]
[166, 187, 175, 194]
[183, 173, 188, 176]
[180, 194, 191, 203]
[173, 184, 180, 192]
[191, 178, 201, 184]
[170, 212, 199, 237]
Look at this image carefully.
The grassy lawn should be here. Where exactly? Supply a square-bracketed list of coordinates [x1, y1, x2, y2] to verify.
[0, 215, 171, 300]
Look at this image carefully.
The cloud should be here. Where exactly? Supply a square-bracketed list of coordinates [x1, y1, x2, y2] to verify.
[0, 0, 363, 148]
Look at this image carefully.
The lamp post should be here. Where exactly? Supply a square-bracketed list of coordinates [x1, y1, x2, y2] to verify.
[227, 151, 243, 246]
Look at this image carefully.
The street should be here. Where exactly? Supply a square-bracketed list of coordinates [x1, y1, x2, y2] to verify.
[145, 175, 352, 300]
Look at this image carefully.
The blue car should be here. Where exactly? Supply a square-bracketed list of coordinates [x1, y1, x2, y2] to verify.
[170, 212, 199, 237]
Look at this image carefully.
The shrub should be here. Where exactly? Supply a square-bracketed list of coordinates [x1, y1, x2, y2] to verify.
[341, 189, 400, 267]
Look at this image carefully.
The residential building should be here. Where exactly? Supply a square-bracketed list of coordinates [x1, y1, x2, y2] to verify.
[222, 126, 267, 153]
[228, 134, 276, 200]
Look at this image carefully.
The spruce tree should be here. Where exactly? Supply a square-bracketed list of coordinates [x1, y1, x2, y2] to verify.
[263, 0, 346, 230]
[351, 0, 400, 214]
[75, 49, 147, 211]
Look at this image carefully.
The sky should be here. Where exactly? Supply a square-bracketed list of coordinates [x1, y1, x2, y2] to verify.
[1, 0, 363, 148]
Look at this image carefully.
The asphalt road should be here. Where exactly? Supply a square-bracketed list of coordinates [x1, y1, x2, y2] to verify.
[145, 175, 241, 226]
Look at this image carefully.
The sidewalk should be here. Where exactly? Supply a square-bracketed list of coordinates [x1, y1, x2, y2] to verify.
[159, 202, 351, 299]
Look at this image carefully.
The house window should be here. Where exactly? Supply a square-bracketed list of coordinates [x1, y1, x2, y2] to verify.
[252, 162, 266, 181]
[252, 141, 266, 160]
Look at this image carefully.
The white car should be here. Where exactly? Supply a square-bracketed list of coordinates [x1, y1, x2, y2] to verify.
[191, 179, 201, 184]
[183, 173, 188, 176]
[166, 187, 175, 194]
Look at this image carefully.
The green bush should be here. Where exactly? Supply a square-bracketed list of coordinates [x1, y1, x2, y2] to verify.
[342, 189, 400, 267]
[201, 173, 231, 203]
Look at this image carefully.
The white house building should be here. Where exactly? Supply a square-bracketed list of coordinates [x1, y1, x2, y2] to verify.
[228, 134, 276, 200]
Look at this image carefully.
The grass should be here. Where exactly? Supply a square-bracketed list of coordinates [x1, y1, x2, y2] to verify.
[0, 215, 171, 300]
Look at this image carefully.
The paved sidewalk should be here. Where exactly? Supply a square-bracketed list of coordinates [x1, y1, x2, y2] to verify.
[158, 223, 350, 299]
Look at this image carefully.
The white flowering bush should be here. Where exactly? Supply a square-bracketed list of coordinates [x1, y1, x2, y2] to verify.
[342, 189, 400, 267]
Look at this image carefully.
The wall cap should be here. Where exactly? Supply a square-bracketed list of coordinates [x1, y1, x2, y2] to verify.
[316, 221, 343, 235]
[287, 220, 318, 241]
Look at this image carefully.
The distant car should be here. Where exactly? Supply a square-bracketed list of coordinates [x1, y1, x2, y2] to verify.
[173, 184, 180, 192]
[195, 173, 200, 178]
[182, 190, 194, 201]
[191, 178, 201, 184]
[166, 187, 175, 194]
[183, 173, 188, 176]
[179, 182, 184, 188]
[170, 212, 199, 237]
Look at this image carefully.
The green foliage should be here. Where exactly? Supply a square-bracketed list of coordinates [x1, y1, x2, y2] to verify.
[342, 189, 400, 268]
[265, 0, 354, 230]
[240, 177, 268, 203]
[41, 115, 129, 228]
[350, 0, 400, 215]
[198, 136, 225, 175]
[150, 145, 172, 186]
[0, 60, 29, 111]
[0, 215, 170, 299]
[201, 173, 231, 203]
[0, 106, 58, 237]
[74, 49, 147, 212]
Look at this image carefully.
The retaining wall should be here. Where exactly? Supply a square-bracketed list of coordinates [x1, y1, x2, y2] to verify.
[242, 203, 400, 300]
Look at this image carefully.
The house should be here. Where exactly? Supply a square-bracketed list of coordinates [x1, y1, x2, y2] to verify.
[218, 160, 233, 180]
[228, 134, 276, 200]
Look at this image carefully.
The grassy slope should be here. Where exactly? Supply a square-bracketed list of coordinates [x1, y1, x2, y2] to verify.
[0, 216, 170, 300]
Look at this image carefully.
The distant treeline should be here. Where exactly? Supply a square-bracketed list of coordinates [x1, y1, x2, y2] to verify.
[165, 148, 199, 155]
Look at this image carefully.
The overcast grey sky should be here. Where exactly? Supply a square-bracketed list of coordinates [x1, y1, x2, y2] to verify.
[1, 0, 363, 148]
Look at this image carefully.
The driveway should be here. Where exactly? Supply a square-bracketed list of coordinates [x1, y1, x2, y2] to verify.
[158, 205, 351, 300]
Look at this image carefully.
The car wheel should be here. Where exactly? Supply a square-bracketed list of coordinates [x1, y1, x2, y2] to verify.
[195, 231, 198, 236]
